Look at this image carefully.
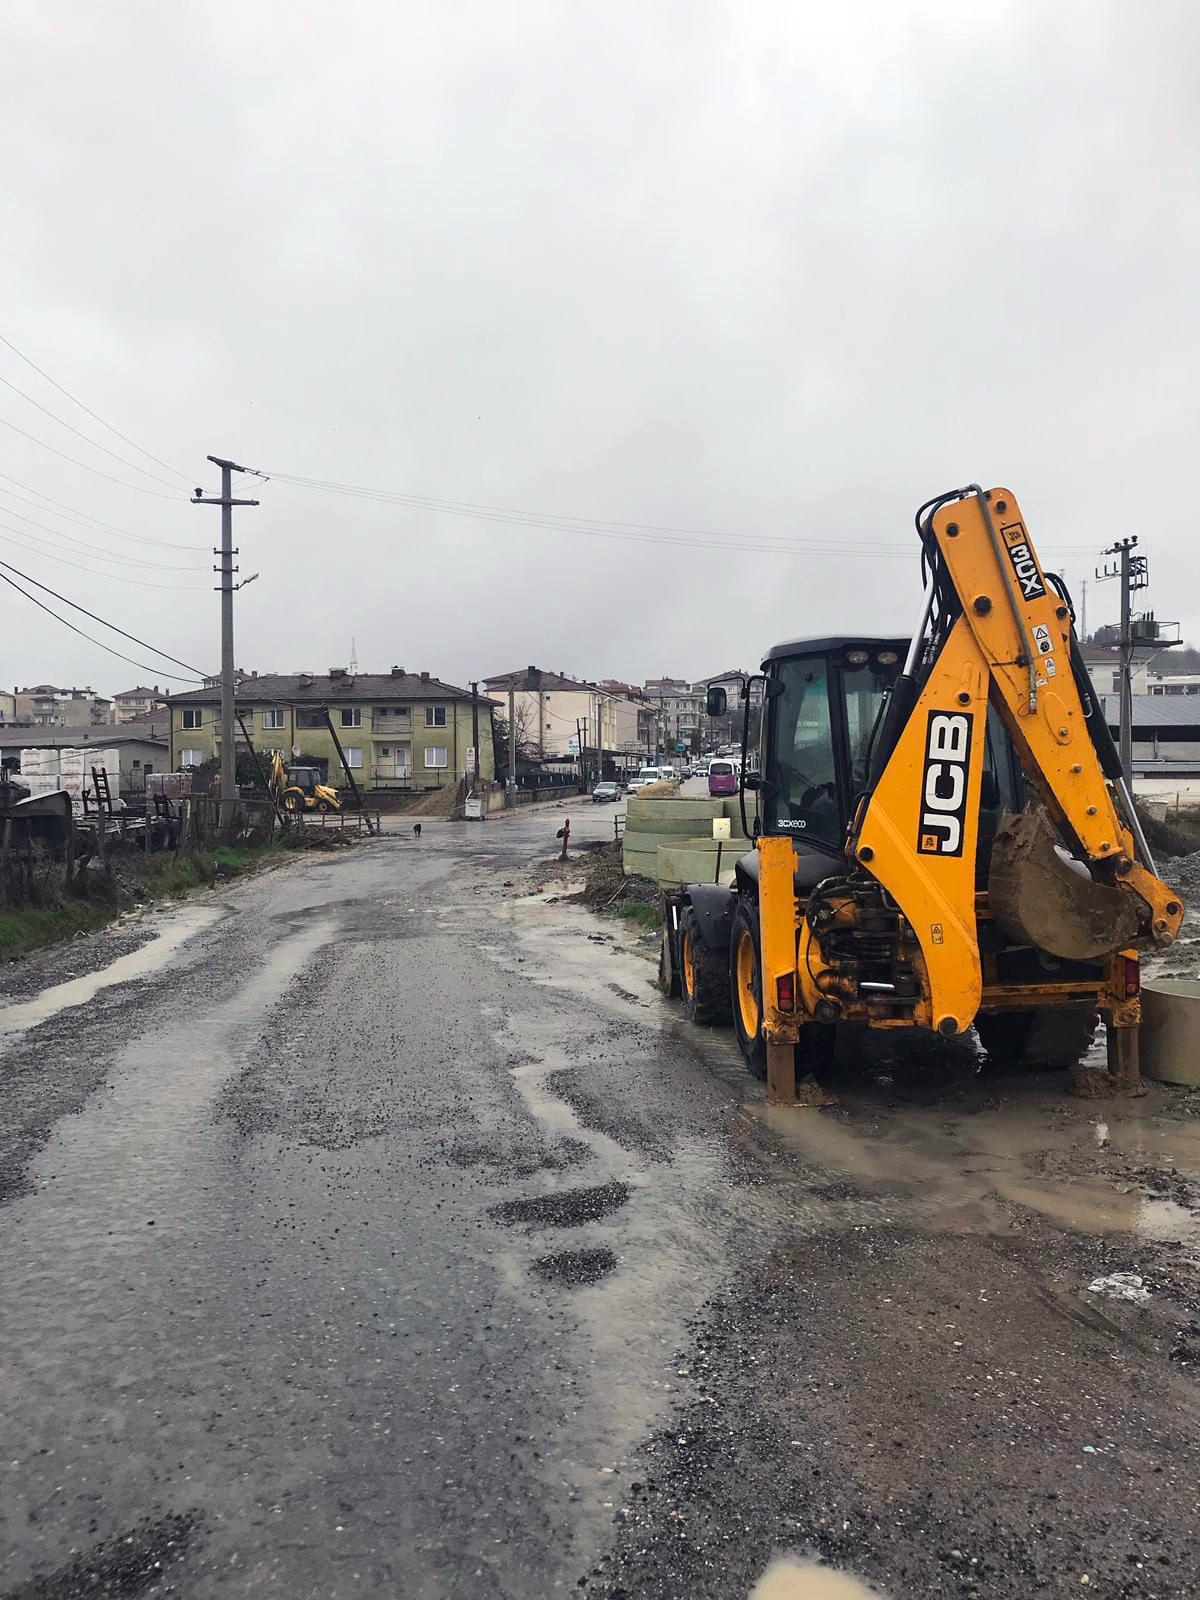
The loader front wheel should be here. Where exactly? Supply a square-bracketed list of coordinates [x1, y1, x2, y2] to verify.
[679, 908, 731, 1026]
[975, 1008, 1099, 1072]
[730, 899, 767, 1080]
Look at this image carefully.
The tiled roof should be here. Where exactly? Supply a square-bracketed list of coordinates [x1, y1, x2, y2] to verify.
[483, 668, 593, 693]
[169, 672, 487, 705]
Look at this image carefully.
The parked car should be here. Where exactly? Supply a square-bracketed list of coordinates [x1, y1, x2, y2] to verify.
[591, 781, 620, 804]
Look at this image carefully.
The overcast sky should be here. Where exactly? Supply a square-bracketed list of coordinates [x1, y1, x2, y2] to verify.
[1, 0, 1197, 698]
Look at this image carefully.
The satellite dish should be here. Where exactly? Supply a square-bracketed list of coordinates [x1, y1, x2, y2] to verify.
[291, 745, 301, 758]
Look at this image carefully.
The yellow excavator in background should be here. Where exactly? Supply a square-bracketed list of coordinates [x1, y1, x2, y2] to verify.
[662, 485, 1183, 1099]
[269, 752, 342, 815]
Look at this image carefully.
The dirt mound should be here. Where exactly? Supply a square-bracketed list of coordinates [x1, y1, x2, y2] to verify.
[406, 781, 465, 818]
[633, 777, 679, 798]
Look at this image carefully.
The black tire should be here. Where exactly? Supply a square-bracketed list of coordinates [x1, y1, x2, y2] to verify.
[282, 791, 303, 813]
[318, 799, 332, 814]
[976, 1008, 1099, 1071]
[730, 897, 767, 1079]
[729, 898, 836, 1083]
[679, 907, 732, 1026]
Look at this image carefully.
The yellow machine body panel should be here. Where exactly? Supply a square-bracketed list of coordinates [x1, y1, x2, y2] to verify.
[850, 616, 988, 1033]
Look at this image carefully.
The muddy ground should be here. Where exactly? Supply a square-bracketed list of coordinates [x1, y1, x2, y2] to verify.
[0, 806, 1197, 1597]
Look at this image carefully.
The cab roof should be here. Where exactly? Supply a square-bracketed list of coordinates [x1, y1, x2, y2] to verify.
[763, 634, 909, 665]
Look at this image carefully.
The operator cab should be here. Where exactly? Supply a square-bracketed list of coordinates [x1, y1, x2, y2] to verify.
[287, 765, 324, 796]
[707, 635, 1024, 887]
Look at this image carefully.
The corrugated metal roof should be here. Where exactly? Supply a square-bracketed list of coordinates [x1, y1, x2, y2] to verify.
[1100, 694, 1200, 730]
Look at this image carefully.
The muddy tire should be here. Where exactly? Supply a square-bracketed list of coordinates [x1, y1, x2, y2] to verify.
[730, 898, 767, 1079]
[976, 1008, 1099, 1071]
[282, 791, 304, 813]
[679, 908, 731, 1026]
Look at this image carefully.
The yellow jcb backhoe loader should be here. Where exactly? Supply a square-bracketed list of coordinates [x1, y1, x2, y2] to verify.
[661, 485, 1183, 1098]
[269, 752, 342, 815]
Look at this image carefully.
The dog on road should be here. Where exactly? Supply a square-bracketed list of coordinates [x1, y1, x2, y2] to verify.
[413, 822, 422, 839]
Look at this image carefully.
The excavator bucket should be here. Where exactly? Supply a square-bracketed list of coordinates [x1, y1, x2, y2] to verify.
[988, 806, 1140, 961]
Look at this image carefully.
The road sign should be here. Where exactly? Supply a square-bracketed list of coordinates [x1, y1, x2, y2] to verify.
[466, 746, 476, 775]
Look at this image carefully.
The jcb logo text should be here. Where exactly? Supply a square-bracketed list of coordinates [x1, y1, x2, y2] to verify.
[916, 711, 973, 858]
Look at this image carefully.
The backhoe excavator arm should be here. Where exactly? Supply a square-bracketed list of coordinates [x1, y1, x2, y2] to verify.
[845, 486, 1182, 1037]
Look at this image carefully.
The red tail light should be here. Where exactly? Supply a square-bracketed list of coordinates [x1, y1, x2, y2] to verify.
[1124, 956, 1140, 998]
[776, 972, 796, 1011]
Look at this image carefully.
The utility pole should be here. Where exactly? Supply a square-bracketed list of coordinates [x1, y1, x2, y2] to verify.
[508, 686, 517, 791]
[193, 457, 258, 804]
[1096, 536, 1147, 777]
[469, 681, 480, 794]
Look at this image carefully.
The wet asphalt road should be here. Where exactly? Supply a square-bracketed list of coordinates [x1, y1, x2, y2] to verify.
[2, 799, 1200, 1598]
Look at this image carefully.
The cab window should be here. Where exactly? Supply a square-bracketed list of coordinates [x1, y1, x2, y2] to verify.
[767, 660, 839, 845]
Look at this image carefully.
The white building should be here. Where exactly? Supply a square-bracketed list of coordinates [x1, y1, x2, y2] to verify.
[482, 667, 623, 762]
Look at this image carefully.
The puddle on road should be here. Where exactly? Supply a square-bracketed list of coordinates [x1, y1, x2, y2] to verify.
[751, 1558, 887, 1599]
[749, 1090, 1200, 1244]
[0, 903, 224, 1041]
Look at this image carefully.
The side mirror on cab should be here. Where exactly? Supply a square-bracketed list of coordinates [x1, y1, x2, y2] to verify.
[706, 686, 727, 717]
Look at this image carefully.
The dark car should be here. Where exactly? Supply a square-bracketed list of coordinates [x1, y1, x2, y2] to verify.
[591, 782, 621, 803]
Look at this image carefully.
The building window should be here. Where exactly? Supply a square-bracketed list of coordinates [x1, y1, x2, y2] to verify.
[425, 706, 446, 728]
[343, 746, 363, 768]
[182, 708, 203, 730]
[180, 749, 203, 767]
[425, 746, 448, 769]
[340, 708, 362, 727]
[263, 708, 284, 730]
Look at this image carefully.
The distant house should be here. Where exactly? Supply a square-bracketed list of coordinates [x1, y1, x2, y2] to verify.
[483, 667, 624, 762]
[113, 685, 167, 723]
[167, 668, 496, 790]
[13, 685, 112, 725]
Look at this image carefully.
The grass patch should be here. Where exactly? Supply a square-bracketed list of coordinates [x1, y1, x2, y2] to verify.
[0, 898, 118, 959]
[614, 902, 663, 930]
[0, 839, 287, 960]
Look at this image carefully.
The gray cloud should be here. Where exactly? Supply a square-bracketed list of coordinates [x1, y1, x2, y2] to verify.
[1, 0, 1196, 692]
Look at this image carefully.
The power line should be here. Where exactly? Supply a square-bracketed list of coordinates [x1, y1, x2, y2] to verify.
[0, 413, 185, 498]
[0, 506, 208, 569]
[0, 472, 202, 548]
[259, 467, 1100, 559]
[0, 331, 192, 482]
[0, 527, 209, 590]
[0, 557, 204, 674]
[0, 371, 183, 489]
[0, 567, 202, 682]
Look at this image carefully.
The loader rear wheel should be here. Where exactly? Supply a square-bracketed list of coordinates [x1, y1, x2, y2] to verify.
[679, 908, 731, 1026]
[282, 791, 303, 813]
[975, 1008, 1099, 1072]
[731, 899, 767, 1080]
